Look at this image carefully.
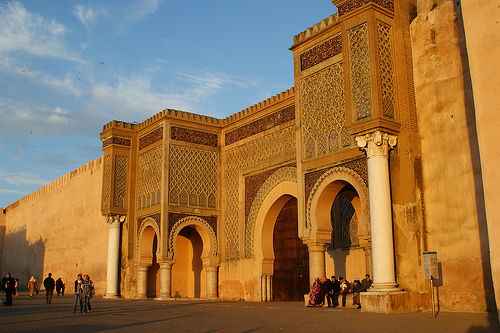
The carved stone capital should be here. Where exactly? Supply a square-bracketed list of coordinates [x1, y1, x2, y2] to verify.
[355, 131, 397, 158]
[106, 214, 126, 227]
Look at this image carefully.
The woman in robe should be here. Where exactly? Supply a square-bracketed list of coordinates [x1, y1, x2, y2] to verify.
[307, 277, 322, 307]
[28, 276, 38, 297]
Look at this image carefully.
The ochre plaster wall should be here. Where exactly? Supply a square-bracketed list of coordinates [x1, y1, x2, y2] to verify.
[218, 259, 255, 301]
[1, 158, 108, 294]
[410, 0, 494, 311]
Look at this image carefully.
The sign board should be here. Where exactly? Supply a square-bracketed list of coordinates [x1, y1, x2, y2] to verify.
[423, 251, 439, 280]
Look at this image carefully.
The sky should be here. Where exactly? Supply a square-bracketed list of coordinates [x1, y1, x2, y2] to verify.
[0, 0, 337, 207]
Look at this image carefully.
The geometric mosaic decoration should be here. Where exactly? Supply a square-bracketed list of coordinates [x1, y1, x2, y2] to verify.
[300, 61, 348, 159]
[224, 126, 296, 261]
[245, 167, 297, 258]
[337, 0, 395, 16]
[377, 20, 396, 119]
[137, 146, 162, 210]
[113, 155, 128, 208]
[103, 154, 112, 208]
[348, 22, 372, 120]
[329, 194, 359, 250]
[168, 145, 218, 209]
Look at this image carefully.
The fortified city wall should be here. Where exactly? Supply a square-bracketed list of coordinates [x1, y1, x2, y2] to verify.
[0, 158, 108, 294]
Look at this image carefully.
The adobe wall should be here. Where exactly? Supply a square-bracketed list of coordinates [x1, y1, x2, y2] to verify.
[1, 158, 108, 294]
[461, 0, 500, 316]
[410, 0, 494, 311]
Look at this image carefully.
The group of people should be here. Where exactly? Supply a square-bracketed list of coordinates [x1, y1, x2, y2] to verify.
[3, 272, 94, 312]
[307, 274, 373, 309]
[73, 274, 94, 313]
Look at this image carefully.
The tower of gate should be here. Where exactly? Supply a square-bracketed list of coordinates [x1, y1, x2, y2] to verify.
[290, 0, 423, 312]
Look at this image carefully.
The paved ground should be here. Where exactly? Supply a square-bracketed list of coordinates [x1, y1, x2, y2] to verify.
[0, 293, 498, 332]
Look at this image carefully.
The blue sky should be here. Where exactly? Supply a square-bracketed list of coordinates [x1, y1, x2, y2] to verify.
[0, 0, 336, 207]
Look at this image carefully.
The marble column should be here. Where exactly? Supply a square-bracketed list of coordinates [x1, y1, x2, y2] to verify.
[356, 131, 399, 290]
[361, 241, 373, 278]
[136, 263, 149, 299]
[105, 215, 125, 298]
[158, 261, 172, 299]
[266, 275, 272, 302]
[307, 242, 327, 285]
[205, 265, 219, 299]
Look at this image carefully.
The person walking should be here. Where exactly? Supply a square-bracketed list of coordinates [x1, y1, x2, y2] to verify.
[73, 274, 84, 313]
[28, 276, 38, 297]
[43, 273, 56, 304]
[83, 275, 94, 313]
[3, 273, 16, 306]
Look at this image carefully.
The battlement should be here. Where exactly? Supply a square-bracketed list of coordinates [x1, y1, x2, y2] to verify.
[5, 157, 103, 212]
[102, 120, 136, 132]
[136, 108, 221, 130]
[292, 14, 339, 46]
[222, 88, 295, 126]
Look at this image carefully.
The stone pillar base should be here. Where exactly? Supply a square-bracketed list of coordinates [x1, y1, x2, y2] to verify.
[361, 291, 414, 313]
[154, 296, 174, 301]
[104, 293, 121, 299]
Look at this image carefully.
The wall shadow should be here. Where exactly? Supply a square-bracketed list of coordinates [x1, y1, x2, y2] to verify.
[0, 226, 45, 291]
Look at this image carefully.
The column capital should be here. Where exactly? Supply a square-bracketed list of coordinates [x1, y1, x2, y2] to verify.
[356, 131, 397, 158]
[106, 214, 126, 227]
[306, 241, 327, 252]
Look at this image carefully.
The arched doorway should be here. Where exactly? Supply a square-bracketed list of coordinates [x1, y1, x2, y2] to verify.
[171, 226, 205, 298]
[137, 221, 161, 299]
[305, 167, 370, 283]
[272, 197, 309, 301]
[147, 234, 160, 298]
[327, 184, 365, 280]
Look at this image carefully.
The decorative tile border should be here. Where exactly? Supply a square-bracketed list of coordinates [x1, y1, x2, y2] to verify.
[225, 105, 295, 146]
[137, 212, 161, 234]
[304, 157, 368, 205]
[139, 127, 163, 150]
[102, 137, 131, 148]
[171, 126, 218, 147]
[168, 212, 217, 237]
[300, 35, 342, 71]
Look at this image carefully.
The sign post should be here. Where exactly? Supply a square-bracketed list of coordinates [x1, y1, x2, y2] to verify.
[423, 251, 439, 318]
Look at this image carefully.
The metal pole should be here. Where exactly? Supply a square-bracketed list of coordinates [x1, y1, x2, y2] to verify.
[431, 278, 435, 318]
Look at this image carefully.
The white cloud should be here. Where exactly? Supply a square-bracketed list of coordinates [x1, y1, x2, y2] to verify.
[71, 4, 107, 31]
[0, 2, 80, 62]
[87, 69, 249, 121]
[123, 0, 160, 24]
[0, 103, 73, 137]
[0, 170, 49, 187]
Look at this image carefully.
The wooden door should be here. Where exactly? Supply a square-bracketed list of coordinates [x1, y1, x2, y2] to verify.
[272, 198, 309, 301]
